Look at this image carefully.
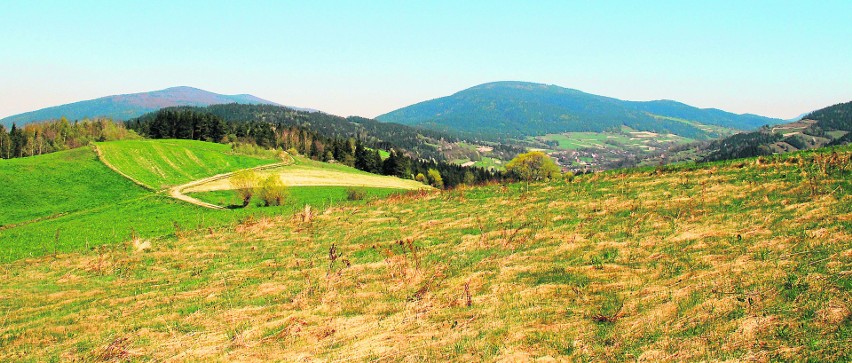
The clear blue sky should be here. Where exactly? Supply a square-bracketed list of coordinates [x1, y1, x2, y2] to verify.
[1, 0, 850, 119]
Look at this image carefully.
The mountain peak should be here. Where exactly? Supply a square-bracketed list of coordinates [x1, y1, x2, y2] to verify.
[377, 81, 785, 139]
[0, 87, 305, 127]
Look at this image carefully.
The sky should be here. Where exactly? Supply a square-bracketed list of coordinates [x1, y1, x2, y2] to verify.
[0, 0, 850, 120]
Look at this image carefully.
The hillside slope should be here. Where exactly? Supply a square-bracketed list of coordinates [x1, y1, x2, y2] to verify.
[377, 81, 784, 139]
[1, 146, 849, 361]
[0, 147, 146, 227]
[701, 100, 852, 162]
[0, 86, 303, 127]
[0, 139, 428, 260]
[96, 139, 280, 190]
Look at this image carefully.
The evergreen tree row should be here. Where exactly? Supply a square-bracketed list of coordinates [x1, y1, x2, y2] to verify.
[126, 107, 503, 188]
[128, 103, 456, 161]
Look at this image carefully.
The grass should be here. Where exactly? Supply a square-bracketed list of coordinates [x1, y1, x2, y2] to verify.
[96, 139, 278, 189]
[0, 145, 849, 361]
[451, 156, 505, 170]
[538, 130, 691, 151]
[0, 147, 146, 227]
[0, 141, 424, 262]
[187, 186, 405, 208]
[182, 155, 430, 193]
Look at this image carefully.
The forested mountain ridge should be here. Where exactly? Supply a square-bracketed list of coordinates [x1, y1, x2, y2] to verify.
[126, 103, 463, 161]
[376, 81, 785, 140]
[700, 100, 852, 162]
[124, 104, 503, 188]
[0, 86, 303, 127]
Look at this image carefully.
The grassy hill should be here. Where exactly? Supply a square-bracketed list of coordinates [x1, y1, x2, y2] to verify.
[0, 140, 427, 261]
[1, 145, 848, 361]
[0, 147, 146, 228]
[96, 139, 280, 189]
[376, 81, 783, 140]
[183, 155, 430, 196]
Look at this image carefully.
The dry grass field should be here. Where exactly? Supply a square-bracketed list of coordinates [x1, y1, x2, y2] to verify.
[0, 147, 849, 362]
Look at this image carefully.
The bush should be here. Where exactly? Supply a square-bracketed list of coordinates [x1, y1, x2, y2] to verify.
[230, 142, 279, 159]
[230, 169, 259, 207]
[257, 175, 288, 206]
[346, 187, 367, 201]
[426, 169, 444, 189]
[415, 173, 427, 184]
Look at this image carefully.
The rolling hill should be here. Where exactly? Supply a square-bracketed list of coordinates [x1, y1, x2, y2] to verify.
[1, 145, 849, 361]
[701, 100, 852, 162]
[0, 86, 312, 127]
[0, 139, 424, 260]
[376, 81, 785, 139]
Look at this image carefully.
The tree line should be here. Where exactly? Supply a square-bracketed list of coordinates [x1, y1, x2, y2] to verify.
[0, 118, 138, 159]
[126, 107, 505, 188]
[127, 103, 457, 161]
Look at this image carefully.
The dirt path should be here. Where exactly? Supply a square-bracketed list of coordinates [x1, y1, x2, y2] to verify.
[98, 144, 295, 210]
[168, 158, 293, 210]
[167, 162, 289, 209]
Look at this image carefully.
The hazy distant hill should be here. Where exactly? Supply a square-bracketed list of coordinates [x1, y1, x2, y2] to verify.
[0, 86, 312, 127]
[377, 81, 784, 139]
[701, 100, 852, 161]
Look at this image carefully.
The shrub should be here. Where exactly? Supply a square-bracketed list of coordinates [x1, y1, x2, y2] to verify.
[415, 173, 427, 184]
[426, 169, 444, 189]
[257, 175, 287, 206]
[230, 169, 259, 207]
[346, 187, 367, 201]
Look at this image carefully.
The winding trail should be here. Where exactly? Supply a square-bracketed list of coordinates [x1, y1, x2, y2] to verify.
[98, 144, 296, 210]
[167, 161, 291, 209]
[167, 152, 295, 209]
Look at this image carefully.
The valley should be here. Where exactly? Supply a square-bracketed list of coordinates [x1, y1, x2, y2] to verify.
[2, 2, 850, 361]
[0, 83, 849, 362]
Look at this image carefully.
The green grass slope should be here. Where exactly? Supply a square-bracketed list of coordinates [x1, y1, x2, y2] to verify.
[0, 147, 146, 227]
[96, 139, 278, 189]
[1, 146, 848, 361]
[1, 140, 422, 261]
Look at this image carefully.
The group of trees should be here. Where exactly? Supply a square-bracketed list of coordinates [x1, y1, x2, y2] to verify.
[127, 104, 456, 161]
[230, 169, 288, 207]
[0, 118, 138, 159]
[128, 106, 506, 189]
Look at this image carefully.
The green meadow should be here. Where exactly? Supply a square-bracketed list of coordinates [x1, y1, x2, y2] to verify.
[96, 139, 278, 189]
[1, 145, 849, 361]
[0, 140, 425, 262]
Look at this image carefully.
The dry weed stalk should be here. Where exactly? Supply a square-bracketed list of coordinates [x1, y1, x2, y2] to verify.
[591, 299, 625, 323]
[93, 336, 131, 361]
[464, 282, 472, 307]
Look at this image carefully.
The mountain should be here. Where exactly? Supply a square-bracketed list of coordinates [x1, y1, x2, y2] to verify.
[0, 86, 311, 127]
[701, 100, 852, 162]
[376, 81, 785, 140]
